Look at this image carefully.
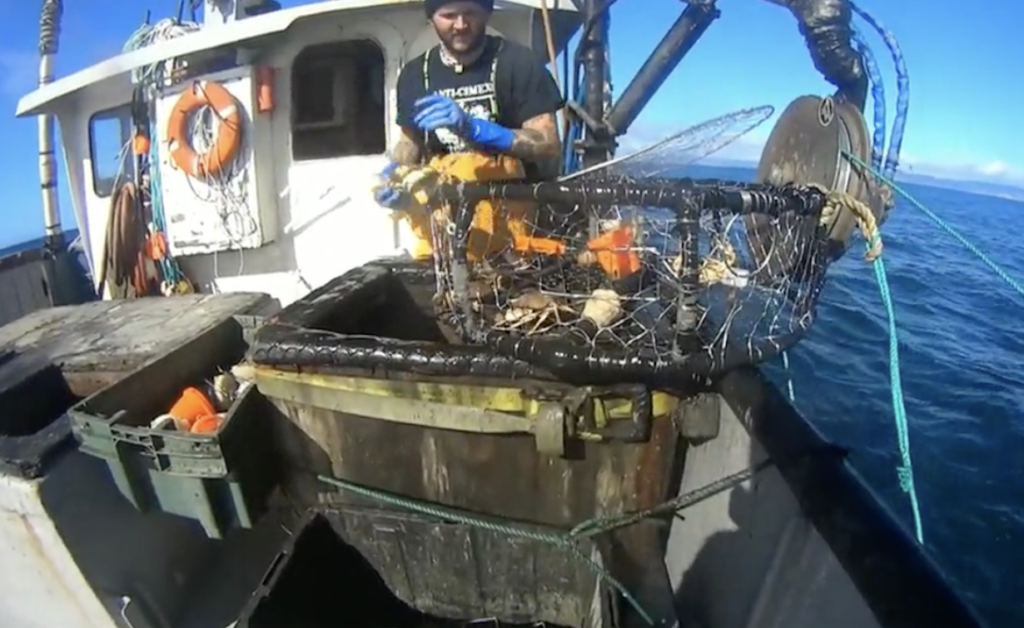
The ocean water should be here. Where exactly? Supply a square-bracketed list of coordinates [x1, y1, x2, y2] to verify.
[689, 165, 1024, 628]
[0, 229, 81, 258]
[3, 169, 1021, 626]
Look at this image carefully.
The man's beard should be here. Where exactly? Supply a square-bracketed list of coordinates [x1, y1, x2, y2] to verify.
[438, 30, 486, 58]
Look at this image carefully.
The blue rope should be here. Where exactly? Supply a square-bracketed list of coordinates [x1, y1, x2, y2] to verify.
[868, 235, 923, 544]
[147, 116, 185, 285]
[850, 3, 909, 179]
[780, 351, 795, 402]
[844, 151, 1024, 545]
[848, 153, 1024, 301]
[851, 27, 886, 170]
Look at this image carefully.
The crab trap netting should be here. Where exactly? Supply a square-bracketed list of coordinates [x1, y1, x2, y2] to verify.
[389, 106, 842, 384]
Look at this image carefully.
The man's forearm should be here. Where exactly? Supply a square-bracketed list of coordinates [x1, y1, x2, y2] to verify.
[506, 128, 561, 161]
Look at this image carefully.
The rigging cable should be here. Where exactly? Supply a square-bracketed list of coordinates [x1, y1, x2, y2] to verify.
[123, 18, 201, 87]
[122, 16, 201, 294]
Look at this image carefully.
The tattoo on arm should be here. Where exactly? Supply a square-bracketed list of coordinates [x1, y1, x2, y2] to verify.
[508, 113, 561, 161]
[391, 127, 423, 165]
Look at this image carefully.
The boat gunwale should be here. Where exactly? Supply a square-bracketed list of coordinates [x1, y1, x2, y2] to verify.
[719, 367, 987, 628]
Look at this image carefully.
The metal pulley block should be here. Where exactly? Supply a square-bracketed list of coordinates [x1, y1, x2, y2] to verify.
[753, 94, 889, 263]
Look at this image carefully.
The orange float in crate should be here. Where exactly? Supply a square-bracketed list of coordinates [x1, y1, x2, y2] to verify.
[168, 386, 218, 430]
[190, 414, 224, 434]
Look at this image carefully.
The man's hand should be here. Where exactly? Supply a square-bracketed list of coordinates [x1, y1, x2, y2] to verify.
[413, 94, 471, 135]
[413, 94, 516, 152]
[373, 162, 406, 210]
[391, 127, 423, 166]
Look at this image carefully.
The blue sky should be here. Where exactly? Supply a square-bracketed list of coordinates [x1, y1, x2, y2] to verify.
[0, 0, 1020, 247]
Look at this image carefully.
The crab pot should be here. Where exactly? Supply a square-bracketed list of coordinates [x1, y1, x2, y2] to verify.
[423, 174, 835, 385]
[249, 258, 687, 628]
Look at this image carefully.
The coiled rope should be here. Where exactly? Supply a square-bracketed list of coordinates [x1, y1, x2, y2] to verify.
[38, 0, 63, 56]
[123, 18, 200, 87]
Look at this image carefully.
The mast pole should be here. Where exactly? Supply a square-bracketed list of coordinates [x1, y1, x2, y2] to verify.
[38, 0, 64, 245]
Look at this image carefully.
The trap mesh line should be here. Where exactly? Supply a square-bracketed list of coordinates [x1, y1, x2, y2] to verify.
[402, 107, 836, 384]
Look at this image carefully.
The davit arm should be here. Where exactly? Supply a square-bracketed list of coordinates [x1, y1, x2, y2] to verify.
[766, 0, 868, 110]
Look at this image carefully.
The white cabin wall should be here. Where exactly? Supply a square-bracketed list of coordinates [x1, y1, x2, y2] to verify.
[265, 12, 406, 295]
[179, 6, 537, 304]
[64, 6, 545, 308]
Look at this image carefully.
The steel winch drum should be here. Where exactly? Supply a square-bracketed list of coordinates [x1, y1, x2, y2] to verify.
[750, 94, 889, 271]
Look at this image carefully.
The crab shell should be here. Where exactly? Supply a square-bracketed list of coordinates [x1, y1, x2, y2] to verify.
[493, 307, 533, 325]
[511, 290, 556, 310]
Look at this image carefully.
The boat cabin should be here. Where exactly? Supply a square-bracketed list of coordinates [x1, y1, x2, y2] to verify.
[15, 0, 581, 307]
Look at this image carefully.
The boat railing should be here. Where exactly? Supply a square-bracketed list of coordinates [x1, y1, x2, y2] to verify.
[0, 247, 56, 327]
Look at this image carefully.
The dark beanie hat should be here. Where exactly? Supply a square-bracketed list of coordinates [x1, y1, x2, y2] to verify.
[425, 0, 494, 17]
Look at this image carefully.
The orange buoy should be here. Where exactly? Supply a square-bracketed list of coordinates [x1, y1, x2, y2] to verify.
[168, 386, 218, 429]
[189, 414, 224, 434]
[166, 81, 242, 178]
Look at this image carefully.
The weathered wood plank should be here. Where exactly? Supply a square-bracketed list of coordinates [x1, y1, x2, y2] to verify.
[0, 293, 275, 373]
[0, 292, 277, 480]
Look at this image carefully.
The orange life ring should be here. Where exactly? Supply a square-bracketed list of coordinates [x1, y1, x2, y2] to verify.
[166, 81, 242, 178]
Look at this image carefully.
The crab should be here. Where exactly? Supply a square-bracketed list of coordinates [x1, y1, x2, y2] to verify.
[670, 236, 745, 285]
[491, 290, 577, 335]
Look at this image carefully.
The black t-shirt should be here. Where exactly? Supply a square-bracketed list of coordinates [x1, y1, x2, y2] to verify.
[396, 36, 564, 180]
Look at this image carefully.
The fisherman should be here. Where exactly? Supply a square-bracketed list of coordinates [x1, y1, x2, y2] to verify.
[374, 0, 565, 209]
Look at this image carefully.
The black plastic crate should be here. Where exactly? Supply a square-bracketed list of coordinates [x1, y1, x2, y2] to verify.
[70, 316, 279, 539]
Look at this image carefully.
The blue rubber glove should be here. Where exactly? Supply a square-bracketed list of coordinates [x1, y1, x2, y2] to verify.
[374, 161, 404, 209]
[413, 94, 515, 152]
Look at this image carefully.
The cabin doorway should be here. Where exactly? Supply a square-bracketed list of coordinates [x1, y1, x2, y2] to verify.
[284, 37, 398, 290]
[290, 39, 386, 161]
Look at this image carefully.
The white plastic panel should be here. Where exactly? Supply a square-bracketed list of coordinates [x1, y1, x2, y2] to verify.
[153, 66, 274, 257]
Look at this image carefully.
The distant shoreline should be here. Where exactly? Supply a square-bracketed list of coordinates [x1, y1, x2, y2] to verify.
[0, 229, 81, 258]
[698, 157, 1024, 202]
[3, 161, 1019, 255]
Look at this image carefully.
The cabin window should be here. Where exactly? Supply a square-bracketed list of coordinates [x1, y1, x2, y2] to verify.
[290, 40, 386, 161]
[88, 106, 132, 197]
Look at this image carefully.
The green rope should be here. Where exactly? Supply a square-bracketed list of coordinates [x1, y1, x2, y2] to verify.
[318, 474, 654, 626]
[839, 151, 1024, 545]
[801, 151, 922, 544]
[318, 463, 767, 626]
[775, 152, 927, 543]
